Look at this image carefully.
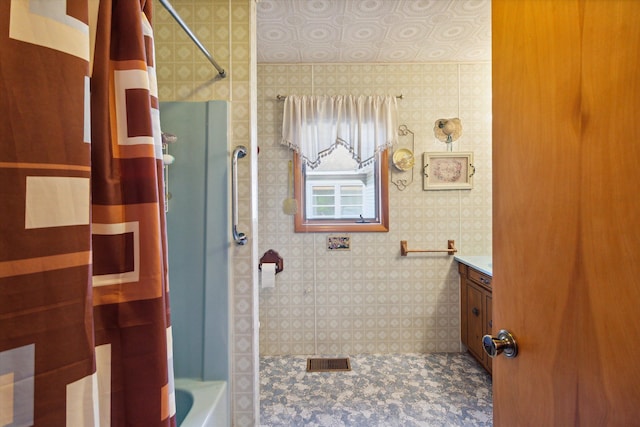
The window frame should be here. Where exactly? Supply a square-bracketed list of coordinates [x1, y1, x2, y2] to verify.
[293, 150, 390, 232]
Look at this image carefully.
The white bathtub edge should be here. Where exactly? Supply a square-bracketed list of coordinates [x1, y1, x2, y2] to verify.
[175, 378, 228, 427]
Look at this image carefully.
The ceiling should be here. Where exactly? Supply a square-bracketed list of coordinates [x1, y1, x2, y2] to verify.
[256, 0, 491, 64]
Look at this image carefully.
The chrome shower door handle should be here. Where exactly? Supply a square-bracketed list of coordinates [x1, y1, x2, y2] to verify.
[232, 145, 248, 245]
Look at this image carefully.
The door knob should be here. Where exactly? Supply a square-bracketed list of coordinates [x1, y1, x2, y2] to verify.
[482, 329, 518, 358]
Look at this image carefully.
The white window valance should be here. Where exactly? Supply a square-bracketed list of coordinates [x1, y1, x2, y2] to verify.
[281, 95, 399, 169]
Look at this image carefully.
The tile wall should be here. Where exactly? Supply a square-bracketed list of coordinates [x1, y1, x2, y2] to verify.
[257, 62, 492, 356]
[155, 1, 492, 423]
[155, 2, 258, 426]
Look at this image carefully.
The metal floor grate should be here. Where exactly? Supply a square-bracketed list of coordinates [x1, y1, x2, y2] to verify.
[306, 357, 351, 372]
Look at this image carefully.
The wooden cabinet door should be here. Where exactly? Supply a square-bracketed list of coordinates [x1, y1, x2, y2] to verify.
[492, 1, 640, 425]
[459, 273, 468, 346]
[465, 281, 485, 365]
[484, 293, 492, 374]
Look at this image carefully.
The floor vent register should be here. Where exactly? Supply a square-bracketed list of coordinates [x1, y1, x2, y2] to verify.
[306, 357, 351, 372]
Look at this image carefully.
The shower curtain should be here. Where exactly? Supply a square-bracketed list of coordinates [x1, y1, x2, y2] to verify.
[0, 1, 175, 426]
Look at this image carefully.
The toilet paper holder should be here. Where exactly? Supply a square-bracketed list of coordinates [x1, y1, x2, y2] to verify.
[259, 249, 283, 274]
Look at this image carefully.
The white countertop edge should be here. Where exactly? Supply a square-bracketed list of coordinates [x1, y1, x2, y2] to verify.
[454, 255, 492, 276]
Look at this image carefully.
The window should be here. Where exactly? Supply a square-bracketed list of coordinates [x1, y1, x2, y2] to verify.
[294, 145, 389, 232]
[282, 95, 397, 232]
[307, 182, 364, 219]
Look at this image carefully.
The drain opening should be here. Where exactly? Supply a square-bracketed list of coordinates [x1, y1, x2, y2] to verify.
[306, 357, 351, 372]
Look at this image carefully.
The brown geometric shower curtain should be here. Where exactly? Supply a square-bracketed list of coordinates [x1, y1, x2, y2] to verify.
[0, 1, 175, 425]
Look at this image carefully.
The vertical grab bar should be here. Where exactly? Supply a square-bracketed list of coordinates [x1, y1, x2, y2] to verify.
[232, 146, 248, 245]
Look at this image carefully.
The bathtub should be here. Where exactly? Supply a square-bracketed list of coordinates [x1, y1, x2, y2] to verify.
[175, 378, 228, 427]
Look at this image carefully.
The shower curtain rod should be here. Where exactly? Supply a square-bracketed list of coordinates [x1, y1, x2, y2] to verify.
[276, 94, 403, 100]
[158, 0, 226, 78]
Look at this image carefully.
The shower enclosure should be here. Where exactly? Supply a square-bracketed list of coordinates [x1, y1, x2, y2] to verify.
[159, 101, 230, 382]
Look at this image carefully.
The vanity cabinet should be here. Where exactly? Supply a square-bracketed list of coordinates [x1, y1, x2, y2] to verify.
[458, 263, 492, 374]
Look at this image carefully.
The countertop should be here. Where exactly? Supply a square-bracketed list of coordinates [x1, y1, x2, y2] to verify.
[454, 255, 492, 276]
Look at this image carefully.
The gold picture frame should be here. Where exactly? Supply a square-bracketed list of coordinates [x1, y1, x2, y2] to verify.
[422, 152, 475, 190]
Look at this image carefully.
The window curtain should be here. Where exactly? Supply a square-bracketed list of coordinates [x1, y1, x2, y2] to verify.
[0, 1, 175, 426]
[281, 95, 399, 168]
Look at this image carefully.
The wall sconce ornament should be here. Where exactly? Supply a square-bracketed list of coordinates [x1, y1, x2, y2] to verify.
[390, 124, 415, 191]
[434, 118, 462, 150]
[392, 148, 415, 171]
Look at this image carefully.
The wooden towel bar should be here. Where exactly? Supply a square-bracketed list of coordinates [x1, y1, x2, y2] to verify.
[400, 240, 457, 256]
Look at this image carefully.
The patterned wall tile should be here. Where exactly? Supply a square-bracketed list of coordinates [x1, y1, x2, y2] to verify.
[258, 62, 491, 357]
[155, 1, 257, 426]
[157, 1, 492, 425]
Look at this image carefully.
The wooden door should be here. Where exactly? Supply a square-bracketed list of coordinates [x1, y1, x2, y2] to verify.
[492, 1, 640, 425]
